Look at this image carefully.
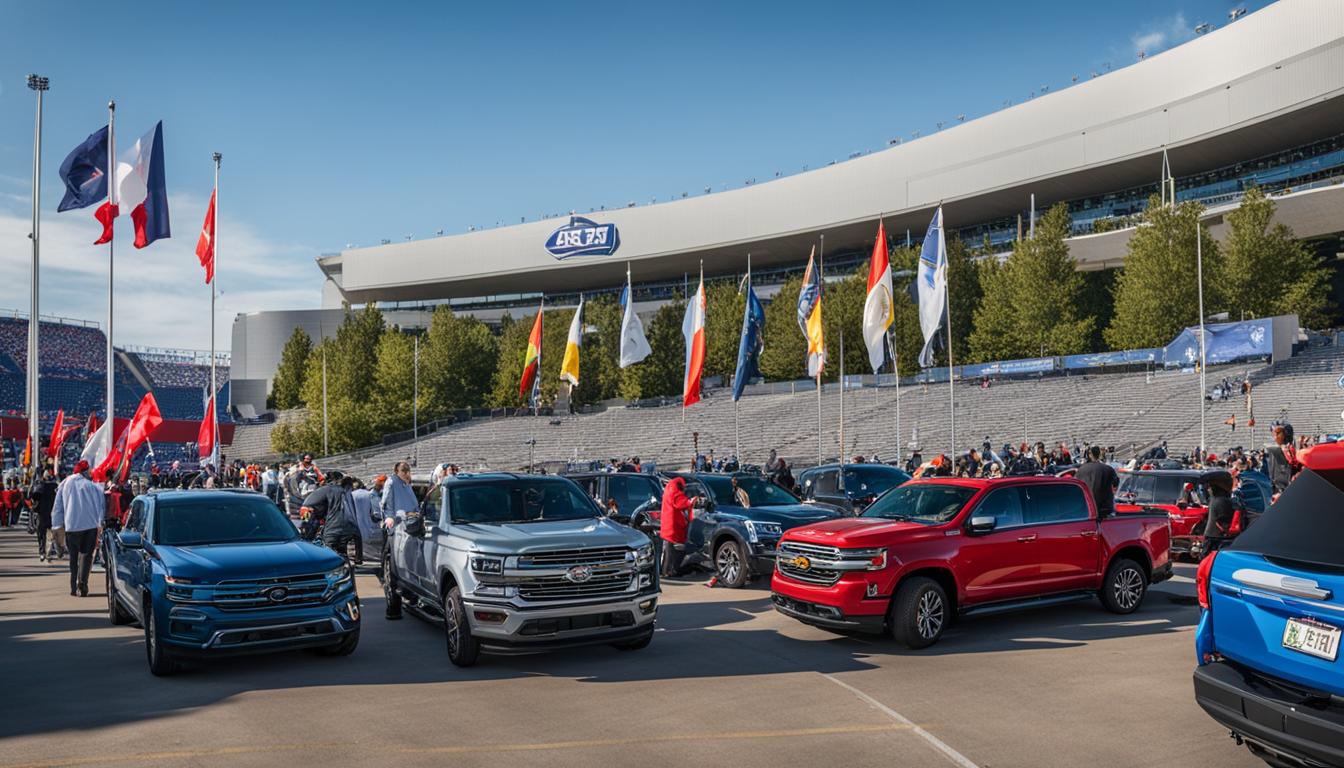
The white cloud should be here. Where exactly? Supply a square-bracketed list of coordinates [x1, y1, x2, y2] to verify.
[0, 194, 321, 353]
[1131, 13, 1191, 57]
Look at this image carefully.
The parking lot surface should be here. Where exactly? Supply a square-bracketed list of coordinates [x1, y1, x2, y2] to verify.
[0, 529, 1256, 768]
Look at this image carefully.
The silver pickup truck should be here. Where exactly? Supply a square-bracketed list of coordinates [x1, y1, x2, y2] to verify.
[380, 472, 659, 666]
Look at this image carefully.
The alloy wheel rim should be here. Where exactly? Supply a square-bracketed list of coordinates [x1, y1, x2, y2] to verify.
[717, 545, 740, 583]
[1114, 568, 1143, 610]
[916, 591, 944, 639]
[146, 608, 156, 657]
[444, 596, 459, 655]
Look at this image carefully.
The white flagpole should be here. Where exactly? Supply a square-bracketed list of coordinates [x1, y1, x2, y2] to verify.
[413, 333, 419, 467]
[1197, 221, 1207, 462]
[26, 74, 48, 477]
[890, 329, 900, 465]
[817, 234, 825, 465]
[211, 152, 220, 467]
[944, 222, 955, 457]
[105, 101, 116, 440]
[839, 329, 845, 466]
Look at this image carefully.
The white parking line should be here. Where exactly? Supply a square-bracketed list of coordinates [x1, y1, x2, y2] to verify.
[821, 673, 982, 768]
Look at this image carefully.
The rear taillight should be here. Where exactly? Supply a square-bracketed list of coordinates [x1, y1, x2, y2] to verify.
[1196, 552, 1217, 610]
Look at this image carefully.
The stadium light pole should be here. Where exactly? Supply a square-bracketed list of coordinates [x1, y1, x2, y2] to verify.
[26, 74, 48, 473]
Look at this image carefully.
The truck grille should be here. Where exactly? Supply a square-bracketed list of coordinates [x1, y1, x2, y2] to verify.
[517, 547, 630, 567]
[513, 547, 635, 601]
[777, 541, 842, 586]
[202, 573, 331, 610]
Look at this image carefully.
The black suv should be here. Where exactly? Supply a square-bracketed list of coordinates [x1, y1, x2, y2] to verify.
[797, 463, 912, 515]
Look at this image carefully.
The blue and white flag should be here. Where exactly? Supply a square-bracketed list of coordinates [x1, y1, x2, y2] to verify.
[732, 276, 766, 401]
[915, 207, 947, 368]
[618, 269, 651, 368]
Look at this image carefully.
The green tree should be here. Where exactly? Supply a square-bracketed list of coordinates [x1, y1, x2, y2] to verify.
[943, 237, 981, 366]
[968, 204, 1094, 361]
[578, 295, 623, 405]
[269, 327, 311, 410]
[620, 303, 683, 399]
[370, 329, 415, 435]
[703, 280, 746, 381]
[1106, 197, 1223, 350]
[758, 274, 807, 381]
[1223, 186, 1333, 327]
[888, 245, 925, 377]
[420, 307, 498, 414]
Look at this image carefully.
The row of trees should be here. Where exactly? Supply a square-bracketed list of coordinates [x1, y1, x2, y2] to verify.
[271, 188, 1331, 454]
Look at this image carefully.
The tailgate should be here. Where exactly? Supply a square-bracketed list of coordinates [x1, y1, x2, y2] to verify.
[1209, 550, 1344, 697]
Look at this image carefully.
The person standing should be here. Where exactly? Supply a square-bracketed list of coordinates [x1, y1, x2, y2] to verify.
[29, 470, 58, 562]
[659, 476, 696, 578]
[380, 462, 418, 620]
[1074, 446, 1119, 517]
[51, 461, 104, 596]
[301, 475, 363, 564]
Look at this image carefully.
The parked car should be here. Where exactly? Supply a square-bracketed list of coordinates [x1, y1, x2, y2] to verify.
[1116, 469, 1272, 559]
[381, 472, 659, 666]
[566, 471, 664, 525]
[661, 472, 842, 588]
[1193, 443, 1344, 768]
[797, 463, 912, 515]
[772, 475, 1172, 648]
[104, 489, 361, 676]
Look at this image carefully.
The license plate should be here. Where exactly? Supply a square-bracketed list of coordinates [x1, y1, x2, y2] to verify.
[1283, 618, 1341, 662]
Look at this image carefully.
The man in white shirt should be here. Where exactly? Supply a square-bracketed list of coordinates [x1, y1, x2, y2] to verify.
[51, 460, 106, 597]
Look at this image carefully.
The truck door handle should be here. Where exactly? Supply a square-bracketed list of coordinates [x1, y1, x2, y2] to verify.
[1079, 530, 1098, 538]
[1017, 534, 1037, 542]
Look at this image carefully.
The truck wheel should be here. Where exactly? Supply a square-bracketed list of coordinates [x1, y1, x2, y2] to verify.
[443, 586, 481, 667]
[107, 570, 132, 626]
[1100, 558, 1147, 614]
[890, 577, 948, 649]
[315, 627, 360, 657]
[714, 539, 749, 588]
[143, 597, 177, 676]
[382, 550, 402, 620]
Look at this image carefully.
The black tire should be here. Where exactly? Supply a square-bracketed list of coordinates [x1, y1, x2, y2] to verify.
[442, 586, 480, 667]
[382, 549, 402, 619]
[107, 570, 132, 626]
[611, 631, 654, 651]
[1100, 558, 1147, 614]
[714, 538, 749, 588]
[890, 577, 949, 650]
[314, 627, 360, 656]
[143, 597, 177, 676]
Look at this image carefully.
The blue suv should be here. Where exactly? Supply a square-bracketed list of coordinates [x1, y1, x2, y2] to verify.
[104, 489, 361, 676]
[1194, 444, 1344, 767]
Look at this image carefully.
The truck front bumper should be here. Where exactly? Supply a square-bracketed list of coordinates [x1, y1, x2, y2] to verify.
[1194, 660, 1344, 768]
[462, 590, 659, 653]
[159, 588, 361, 657]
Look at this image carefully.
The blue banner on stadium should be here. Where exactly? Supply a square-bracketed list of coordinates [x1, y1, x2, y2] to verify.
[545, 216, 620, 259]
[1161, 320, 1272, 367]
[961, 357, 1056, 377]
[1062, 348, 1159, 370]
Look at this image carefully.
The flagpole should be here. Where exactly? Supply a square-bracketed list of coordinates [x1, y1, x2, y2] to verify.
[413, 333, 419, 467]
[211, 152, 220, 467]
[839, 329, 845, 466]
[735, 253, 749, 463]
[106, 101, 116, 442]
[1197, 220, 1207, 462]
[26, 74, 48, 478]
[890, 329, 900, 466]
[535, 296, 543, 418]
[817, 234, 824, 465]
[944, 213, 955, 457]
[321, 345, 328, 455]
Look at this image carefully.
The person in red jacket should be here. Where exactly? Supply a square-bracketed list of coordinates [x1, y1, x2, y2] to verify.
[659, 476, 698, 578]
[3, 478, 22, 527]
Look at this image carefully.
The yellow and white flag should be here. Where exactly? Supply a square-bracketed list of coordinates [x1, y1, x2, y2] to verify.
[560, 298, 583, 386]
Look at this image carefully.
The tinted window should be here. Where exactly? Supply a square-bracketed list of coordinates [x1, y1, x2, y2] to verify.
[607, 476, 657, 514]
[1117, 475, 1156, 504]
[861, 483, 978, 524]
[153, 496, 298, 546]
[1154, 476, 1192, 504]
[1235, 482, 1264, 513]
[701, 476, 799, 507]
[843, 466, 911, 496]
[423, 486, 442, 523]
[126, 500, 147, 533]
[811, 470, 840, 497]
[1022, 483, 1089, 524]
[974, 488, 1024, 527]
[447, 480, 600, 524]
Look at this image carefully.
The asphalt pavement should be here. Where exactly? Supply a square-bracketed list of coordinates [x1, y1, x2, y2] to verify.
[0, 528, 1258, 768]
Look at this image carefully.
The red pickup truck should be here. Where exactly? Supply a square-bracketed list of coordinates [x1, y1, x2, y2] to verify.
[771, 475, 1172, 648]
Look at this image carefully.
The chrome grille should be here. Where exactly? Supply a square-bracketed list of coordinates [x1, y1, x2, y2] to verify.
[517, 547, 629, 567]
[779, 541, 841, 559]
[194, 573, 331, 610]
[513, 547, 635, 601]
[517, 570, 633, 601]
[777, 541, 842, 586]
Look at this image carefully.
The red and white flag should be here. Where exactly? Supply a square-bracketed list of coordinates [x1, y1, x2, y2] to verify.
[94, 122, 171, 249]
[681, 274, 706, 408]
[198, 396, 218, 467]
[195, 190, 215, 283]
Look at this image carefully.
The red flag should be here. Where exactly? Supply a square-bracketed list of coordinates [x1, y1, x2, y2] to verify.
[518, 307, 543, 399]
[94, 393, 162, 482]
[45, 409, 65, 459]
[22, 435, 31, 469]
[93, 202, 119, 245]
[195, 190, 215, 283]
[86, 410, 99, 440]
[197, 396, 217, 464]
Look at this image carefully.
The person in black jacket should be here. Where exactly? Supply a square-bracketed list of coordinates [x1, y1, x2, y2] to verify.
[29, 470, 59, 561]
[302, 474, 363, 564]
[1201, 471, 1237, 557]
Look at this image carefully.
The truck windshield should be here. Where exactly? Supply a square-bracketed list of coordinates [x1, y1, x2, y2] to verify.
[153, 496, 299, 546]
[448, 480, 601, 524]
[700, 475, 800, 507]
[860, 483, 978, 524]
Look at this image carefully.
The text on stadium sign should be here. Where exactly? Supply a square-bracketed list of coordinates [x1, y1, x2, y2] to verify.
[545, 216, 621, 259]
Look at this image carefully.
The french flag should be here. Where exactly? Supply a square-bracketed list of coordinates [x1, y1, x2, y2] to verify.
[96, 122, 171, 248]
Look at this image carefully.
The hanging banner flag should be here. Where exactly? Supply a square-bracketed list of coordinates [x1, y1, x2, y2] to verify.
[198, 396, 219, 467]
[796, 247, 825, 378]
[56, 126, 111, 213]
[732, 276, 766, 402]
[195, 189, 216, 283]
[80, 418, 112, 470]
[95, 393, 162, 483]
[44, 409, 65, 459]
[560, 299, 583, 386]
[519, 304, 543, 399]
[914, 207, 947, 369]
[682, 275, 706, 407]
[618, 278, 651, 368]
[862, 219, 894, 373]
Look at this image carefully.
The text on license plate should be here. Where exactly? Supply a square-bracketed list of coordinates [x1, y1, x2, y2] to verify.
[1283, 618, 1341, 662]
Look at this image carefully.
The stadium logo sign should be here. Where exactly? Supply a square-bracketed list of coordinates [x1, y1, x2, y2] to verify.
[545, 216, 620, 260]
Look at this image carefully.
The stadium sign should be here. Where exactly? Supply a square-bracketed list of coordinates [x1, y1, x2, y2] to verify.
[545, 216, 620, 260]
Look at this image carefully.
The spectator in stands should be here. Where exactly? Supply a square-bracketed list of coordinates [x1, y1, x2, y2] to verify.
[1075, 446, 1119, 517]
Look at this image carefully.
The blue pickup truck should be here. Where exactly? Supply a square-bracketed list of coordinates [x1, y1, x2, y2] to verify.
[104, 489, 361, 676]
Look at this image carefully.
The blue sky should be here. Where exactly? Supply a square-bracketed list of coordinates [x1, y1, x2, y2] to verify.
[0, 0, 1267, 350]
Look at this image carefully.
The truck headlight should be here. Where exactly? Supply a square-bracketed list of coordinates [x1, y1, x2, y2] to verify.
[743, 520, 783, 544]
[852, 548, 888, 570]
[473, 584, 517, 598]
[470, 556, 504, 575]
[634, 544, 654, 568]
[325, 564, 353, 586]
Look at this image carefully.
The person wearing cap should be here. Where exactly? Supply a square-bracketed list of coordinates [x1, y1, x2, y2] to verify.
[379, 461, 418, 620]
[301, 473, 363, 563]
[1265, 421, 1301, 497]
[51, 460, 105, 596]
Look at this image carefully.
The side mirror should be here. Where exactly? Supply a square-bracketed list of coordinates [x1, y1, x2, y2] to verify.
[403, 513, 425, 537]
[118, 530, 143, 549]
[968, 516, 997, 535]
